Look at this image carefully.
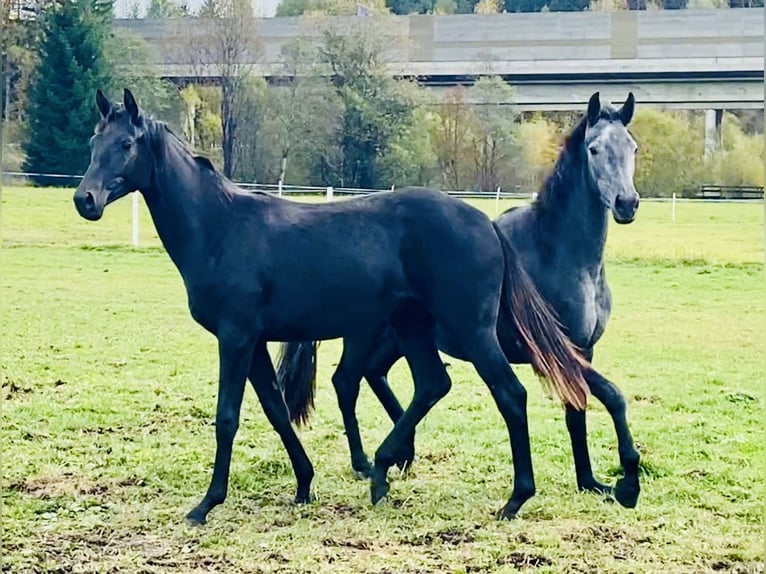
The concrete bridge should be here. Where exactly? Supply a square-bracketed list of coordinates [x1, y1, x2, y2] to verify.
[115, 9, 764, 112]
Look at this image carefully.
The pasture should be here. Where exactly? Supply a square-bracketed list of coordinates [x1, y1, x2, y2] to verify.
[2, 186, 763, 573]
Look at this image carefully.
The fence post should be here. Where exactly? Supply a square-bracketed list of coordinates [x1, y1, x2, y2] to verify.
[131, 192, 139, 247]
[494, 186, 502, 215]
[278, 179, 283, 197]
[326, 186, 334, 201]
[672, 192, 676, 222]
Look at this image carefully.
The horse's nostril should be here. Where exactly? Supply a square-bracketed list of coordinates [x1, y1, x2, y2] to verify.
[84, 191, 96, 210]
[616, 194, 638, 212]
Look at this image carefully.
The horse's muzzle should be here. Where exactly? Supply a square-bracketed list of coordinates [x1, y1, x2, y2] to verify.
[73, 189, 104, 221]
[613, 193, 639, 225]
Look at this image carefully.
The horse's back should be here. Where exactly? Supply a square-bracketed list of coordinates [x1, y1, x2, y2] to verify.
[216, 187, 503, 341]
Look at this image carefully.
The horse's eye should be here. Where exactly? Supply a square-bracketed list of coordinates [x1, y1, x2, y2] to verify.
[588, 146, 599, 156]
[122, 140, 133, 150]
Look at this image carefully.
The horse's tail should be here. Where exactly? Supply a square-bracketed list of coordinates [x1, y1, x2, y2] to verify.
[492, 221, 591, 411]
[274, 341, 318, 426]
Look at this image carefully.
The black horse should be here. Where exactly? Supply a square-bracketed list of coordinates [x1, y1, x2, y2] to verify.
[277, 92, 642, 514]
[73, 89, 588, 525]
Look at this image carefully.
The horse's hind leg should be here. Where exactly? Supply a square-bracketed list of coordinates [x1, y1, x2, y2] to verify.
[249, 342, 315, 503]
[370, 304, 451, 504]
[364, 331, 414, 470]
[364, 328, 406, 424]
[332, 331, 385, 478]
[186, 330, 255, 525]
[334, 328, 412, 478]
[565, 405, 613, 496]
[584, 367, 641, 508]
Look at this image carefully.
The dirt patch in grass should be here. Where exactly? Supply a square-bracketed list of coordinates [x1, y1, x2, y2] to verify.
[709, 558, 765, 573]
[562, 524, 636, 544]
[8, 473, 148, 499]
[465, 552, 553, 571]
[7, 527, 257, 574]
[323, 537, 374, 551]
[401, 524, 479, 546]
[2, 377, 33, 399]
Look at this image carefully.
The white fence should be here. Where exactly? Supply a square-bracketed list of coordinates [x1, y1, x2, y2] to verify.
[3, 170, 760, 248]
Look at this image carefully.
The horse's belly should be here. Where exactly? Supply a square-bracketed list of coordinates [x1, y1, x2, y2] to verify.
[261, 276, 408, 341]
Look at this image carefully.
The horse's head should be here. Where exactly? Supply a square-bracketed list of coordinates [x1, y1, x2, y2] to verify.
[74, 89, 153, 221]
[582, 91, 640, 224]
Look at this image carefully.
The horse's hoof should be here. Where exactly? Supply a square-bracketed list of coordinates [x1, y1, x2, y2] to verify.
[579, 481, 614, 498]
[496, 504, 519, 521]
[394, 439, 416, 472]
[185, 511, 206, 526]
[370, 479, 390, 505]
[352, 460, 373, 480]
[294, 492, 315, 505]
[614, 478, 640, 509]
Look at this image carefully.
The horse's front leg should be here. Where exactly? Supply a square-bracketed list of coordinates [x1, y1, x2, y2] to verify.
[559, 347, 612, 497]
[187, 329, 255, 525]
[583, 367, 641, 508]
[249, 342, 315, 503]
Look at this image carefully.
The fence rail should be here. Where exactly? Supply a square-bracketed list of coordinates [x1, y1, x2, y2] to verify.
[4, 171, 763, 203]
[2, 171, 533, 200]
[4, 170, 761, 248]
[681, 184, 764, 200]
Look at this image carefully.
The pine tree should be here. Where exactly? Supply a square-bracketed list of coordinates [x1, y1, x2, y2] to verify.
[23, 0, 113, 186]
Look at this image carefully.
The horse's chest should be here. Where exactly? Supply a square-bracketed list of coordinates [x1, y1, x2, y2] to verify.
[185, 281, 260, 335]
[536, 270, 607, 348]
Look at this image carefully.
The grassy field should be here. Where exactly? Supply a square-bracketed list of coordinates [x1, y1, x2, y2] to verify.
[2, 187, 764, 574]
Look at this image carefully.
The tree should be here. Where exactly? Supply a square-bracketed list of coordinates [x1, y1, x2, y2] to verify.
[105, 29, 183, 130]
[546, 0, 589, 9]
[473, 0, 501, 12]
[146, 0, 187, 16]
[468, 77, 521, 191]
[504, 0, 546, 11]
[277, 0, 387, 16]
[2, 0, 53, 123]
[517, 113, 562, 189]
[386, 0, 434, 14]
[316, 18, 422, 188]
[705, 112, 764, 188]
[629, 109, 705, 197]
[250, 40, 343, 184]
[430, 86, 476, 190]
[22, 0, 113, 186]
[183, 0, 260, 178]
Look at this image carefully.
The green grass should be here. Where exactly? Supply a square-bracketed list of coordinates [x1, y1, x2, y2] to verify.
[2, 187, 764, 573]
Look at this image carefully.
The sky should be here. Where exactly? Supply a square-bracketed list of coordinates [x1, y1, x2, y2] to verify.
[112, 0, 281, 18]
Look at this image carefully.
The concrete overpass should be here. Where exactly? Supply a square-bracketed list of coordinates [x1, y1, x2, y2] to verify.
[114, 9, 764, 111]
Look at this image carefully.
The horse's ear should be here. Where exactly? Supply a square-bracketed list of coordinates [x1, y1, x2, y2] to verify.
[619, 92, 635, 126]
[123, 88, 142, 125]
[587, 92, 601, 126]
[96, 89, 112, 119]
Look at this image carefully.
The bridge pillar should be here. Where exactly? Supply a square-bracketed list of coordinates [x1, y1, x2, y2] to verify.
[704, 109, 723, 160]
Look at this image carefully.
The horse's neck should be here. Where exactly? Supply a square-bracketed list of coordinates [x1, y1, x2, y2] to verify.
[539, 162, 609, 268]
[140, 150, 228, 278]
